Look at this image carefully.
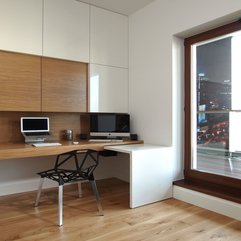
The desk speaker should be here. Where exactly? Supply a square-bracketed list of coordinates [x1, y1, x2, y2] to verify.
[80, 133, 87, 140]
[130, 134, 138, 140]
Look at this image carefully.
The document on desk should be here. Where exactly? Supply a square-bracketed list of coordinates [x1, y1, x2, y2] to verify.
[32, 143, 62, 147]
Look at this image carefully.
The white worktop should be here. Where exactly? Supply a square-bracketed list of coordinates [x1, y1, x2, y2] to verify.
[104, 143, 170, 154]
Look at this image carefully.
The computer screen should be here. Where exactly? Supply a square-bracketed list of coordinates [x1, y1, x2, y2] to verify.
[21, 117, 49, 133]
[90, 113, 130, 138]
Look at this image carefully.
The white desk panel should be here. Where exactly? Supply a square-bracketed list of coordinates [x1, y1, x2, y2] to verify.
[104, 144, 173, 208]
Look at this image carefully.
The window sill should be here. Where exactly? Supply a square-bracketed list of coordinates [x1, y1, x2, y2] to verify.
[173, 179, 241, 204]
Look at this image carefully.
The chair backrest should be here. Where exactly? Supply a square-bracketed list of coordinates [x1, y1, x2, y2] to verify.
[54, 149, 99, 182]
[76, 149, 99, 179]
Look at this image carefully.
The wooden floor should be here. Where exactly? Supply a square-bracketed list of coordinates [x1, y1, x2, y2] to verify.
[0, 178, 241, 241]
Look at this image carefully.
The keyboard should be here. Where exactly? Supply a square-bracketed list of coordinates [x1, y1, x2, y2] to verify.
[88, 139, 123, 143]
[32, 142, 62, 147]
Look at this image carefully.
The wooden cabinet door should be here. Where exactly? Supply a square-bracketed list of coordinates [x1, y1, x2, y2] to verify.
[0, 51, 41, 111]
[42, 57, 88, 112]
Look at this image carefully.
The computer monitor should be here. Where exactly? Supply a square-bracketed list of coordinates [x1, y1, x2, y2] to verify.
[20, 117, 50, 143]
[21, 117, 49, 133]
[90, 113, 130, 138]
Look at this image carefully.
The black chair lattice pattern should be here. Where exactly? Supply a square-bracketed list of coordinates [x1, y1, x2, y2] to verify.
[34, 149, 104, 226]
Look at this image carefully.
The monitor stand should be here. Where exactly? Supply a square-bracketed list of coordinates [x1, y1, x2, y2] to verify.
[23, 136, 46, 144]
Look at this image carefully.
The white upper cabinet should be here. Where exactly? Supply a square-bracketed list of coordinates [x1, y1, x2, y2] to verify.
[90, 6, 128, 68]
[43, 0, 89, 62]
[89, 64, 129, 113]
[0, 0, 42, 55]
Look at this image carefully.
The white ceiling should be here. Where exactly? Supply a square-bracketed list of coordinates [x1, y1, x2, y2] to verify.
[79, 0, 156, 15]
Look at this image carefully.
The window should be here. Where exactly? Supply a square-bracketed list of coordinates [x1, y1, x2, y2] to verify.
[185, 21, 241, 192]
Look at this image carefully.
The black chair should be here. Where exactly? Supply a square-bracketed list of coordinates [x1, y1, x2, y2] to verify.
[34, 149, 104, 226]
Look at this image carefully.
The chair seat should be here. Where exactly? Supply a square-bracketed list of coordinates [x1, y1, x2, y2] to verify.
[34, 149, 104, 226]
[39, 169, 79, 184]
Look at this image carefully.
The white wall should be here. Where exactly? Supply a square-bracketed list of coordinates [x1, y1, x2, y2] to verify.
[0, 155, 122, 196]
[129, 0, 241, 181]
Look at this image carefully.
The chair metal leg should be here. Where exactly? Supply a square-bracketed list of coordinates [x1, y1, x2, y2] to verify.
[90, 180, 104, 216]
[34, 177, 44, 207]
[77, 181, 83, 198]
[58, 185, 63, 226]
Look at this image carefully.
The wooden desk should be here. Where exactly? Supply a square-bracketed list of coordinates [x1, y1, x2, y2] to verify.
[0, 141, 173, 209]
[0, 140, 143, 160]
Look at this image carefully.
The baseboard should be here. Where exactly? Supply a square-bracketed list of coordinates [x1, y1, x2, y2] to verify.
[0, 177, 107, 197]
[0, 178, 57, 196]
[173, 185, 241, 221]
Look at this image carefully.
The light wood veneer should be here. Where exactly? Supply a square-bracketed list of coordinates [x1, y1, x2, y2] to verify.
[0, 140, 143, 160]
[0, 178, 240, 241]
[0, 112, 86, 143]
[0, 51, 88, 113]
[0, 51, 41, 111]
[42, 57, 88, 112]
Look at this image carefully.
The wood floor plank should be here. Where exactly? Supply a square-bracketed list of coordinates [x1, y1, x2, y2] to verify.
[0, 178, 240, 241]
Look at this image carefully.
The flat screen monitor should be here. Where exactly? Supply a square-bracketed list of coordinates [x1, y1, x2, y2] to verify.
[90, 113, 130, 138]
[21, 117, 49, 133]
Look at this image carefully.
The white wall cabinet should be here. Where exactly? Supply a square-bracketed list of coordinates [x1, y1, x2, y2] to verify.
[90, 6, 128, 68]
[43, 0, 89, 62]
[0, 0, 42, 55]
[90, 6, 129, 113]
[0, 0, 129, 113]
[89, 64, 128, 113]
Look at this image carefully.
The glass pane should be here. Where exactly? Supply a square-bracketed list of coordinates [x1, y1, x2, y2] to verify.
[197, 113, 229, 150]
[196, 38, 231, 111]
[195, 112, 241, 179]
[192, 31, 241, 180]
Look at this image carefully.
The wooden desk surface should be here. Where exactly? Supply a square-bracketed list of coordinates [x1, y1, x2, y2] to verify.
[0, 140, 143, 160]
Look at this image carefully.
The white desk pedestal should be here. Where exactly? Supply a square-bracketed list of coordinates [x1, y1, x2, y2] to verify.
[104, 144, 173, 208]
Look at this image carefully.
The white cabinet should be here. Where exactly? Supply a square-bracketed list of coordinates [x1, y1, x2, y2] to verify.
[43, 0, 89, 62]
[89, 64, 128, 113]
[0, 0, 42, 55]
[90, 6, 128, 68]
[89, 7, 129, 113]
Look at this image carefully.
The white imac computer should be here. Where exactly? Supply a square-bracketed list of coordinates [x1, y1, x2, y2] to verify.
[20, 117, 50, 143]
[90, 113, 130, 139]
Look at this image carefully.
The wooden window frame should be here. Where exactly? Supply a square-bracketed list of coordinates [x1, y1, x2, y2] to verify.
[184, 20, 241, 192]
